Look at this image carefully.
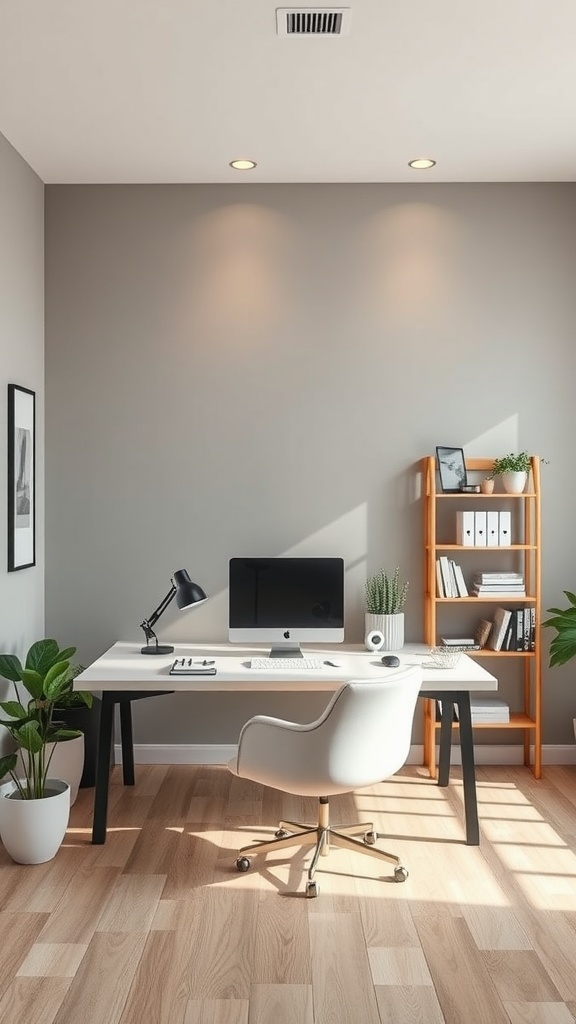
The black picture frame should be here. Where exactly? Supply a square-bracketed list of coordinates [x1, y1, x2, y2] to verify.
[436, 446, 467, 493]
[7, 384, 36, 571]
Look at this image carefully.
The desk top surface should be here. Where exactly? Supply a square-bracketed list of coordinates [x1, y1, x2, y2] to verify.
[74, 641, 498, 693]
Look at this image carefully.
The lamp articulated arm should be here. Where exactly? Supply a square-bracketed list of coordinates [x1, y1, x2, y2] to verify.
[140, 583, 177, 651]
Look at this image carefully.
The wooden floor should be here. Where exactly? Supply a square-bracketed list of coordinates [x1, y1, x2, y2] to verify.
[1, 763, 576, 1024]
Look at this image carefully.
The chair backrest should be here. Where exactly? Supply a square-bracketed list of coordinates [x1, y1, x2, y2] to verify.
[301, 667, 422, 791]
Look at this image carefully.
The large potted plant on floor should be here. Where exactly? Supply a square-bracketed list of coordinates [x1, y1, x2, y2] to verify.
[543, 592, 576, 741]
[0, 638, 91, 863]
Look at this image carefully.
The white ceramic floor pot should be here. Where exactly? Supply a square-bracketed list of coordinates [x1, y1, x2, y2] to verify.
[365, 613, 404, 652]
[0, 779, 71, 864]
[16, 734, 84, 806]
[501, 471, 527, 494]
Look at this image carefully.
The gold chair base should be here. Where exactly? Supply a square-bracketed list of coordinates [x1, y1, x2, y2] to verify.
[237, 797, 406, 888]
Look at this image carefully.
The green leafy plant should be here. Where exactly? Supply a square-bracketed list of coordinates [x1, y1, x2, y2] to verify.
[542, 592, 576, 667]
[491, 452, 532, 476]
[0, 639, 92, 799]
[365, 567, 408, 615]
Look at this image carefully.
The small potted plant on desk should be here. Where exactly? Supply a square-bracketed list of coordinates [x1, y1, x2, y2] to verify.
[365, 566, 409, 652]
[0, 638, 92, 864]
[543, 592, 576, 743]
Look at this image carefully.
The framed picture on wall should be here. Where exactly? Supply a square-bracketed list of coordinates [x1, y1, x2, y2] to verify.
[7, 384, 36, 571]
[436, 445, 467, 493]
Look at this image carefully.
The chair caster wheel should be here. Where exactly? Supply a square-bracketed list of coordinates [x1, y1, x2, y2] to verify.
[275, 828, 290, 839]
[364, 830, 378, 846]
[394, 866, 409, 883]
[305, 880, 319, 898]
[236, 856, 251, 872]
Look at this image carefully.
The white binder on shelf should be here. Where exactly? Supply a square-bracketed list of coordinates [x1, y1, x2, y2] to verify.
[456, 510, 475, 546]
[498, 510, 512, 546]
[486, 509, 499, 546]
[474, 510, 487, 547]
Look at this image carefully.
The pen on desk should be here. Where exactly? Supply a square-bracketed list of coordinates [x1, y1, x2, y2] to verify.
[202, 659, 215, 665]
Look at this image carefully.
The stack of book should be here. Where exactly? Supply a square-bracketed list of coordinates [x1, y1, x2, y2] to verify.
[436, 557, 469, 597]
[486, 606, 536, 650]
[472, 572, 525, 597]
[440, 637, 481, 650]
[470, 698, 510, 724]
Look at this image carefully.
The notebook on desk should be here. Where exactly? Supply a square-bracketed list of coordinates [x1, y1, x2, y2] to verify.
[170, 658, 217, 676]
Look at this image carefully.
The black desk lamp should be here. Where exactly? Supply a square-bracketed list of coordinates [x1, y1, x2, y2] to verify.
[140, 569, 207, 655]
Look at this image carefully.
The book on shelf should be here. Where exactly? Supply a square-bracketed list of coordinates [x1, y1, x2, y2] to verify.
[473, 591, 526, 597]
[470, 698, 510, 724]
[438, 556, 455, 597]
[440, 637, 480, 649]
[450, 698, 510, 723]
[452, 561, 469, 597]
[474, 572, 524, 582]
[475, 619, 493, 647]
[487, 607, 512, 650]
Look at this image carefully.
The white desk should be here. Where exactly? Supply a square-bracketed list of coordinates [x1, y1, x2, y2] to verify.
[75, 641, 497, 846]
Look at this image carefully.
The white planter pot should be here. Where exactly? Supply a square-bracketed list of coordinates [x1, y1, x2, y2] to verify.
[501, 471, 527, 494]
[0, 779, 70, 864]
[365, 612, 405, 652]
[16, 734, 84, 806]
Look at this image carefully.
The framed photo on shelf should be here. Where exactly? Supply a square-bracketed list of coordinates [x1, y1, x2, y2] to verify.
[436, 445, 467, 493]
[7, 384, 36, 571]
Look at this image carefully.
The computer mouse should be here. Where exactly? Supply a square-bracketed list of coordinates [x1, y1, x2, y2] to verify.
[381, 655, 400, 668]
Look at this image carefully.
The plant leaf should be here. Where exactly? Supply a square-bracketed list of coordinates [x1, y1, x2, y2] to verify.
[25, 639, 60, 674]
[0, 654, 23, 682]
[14, 721, 43, 754]
[43, 664, 73, 700]
[0, 701, 27, 719]
[20, 669, 45, 698]
[0, 753, 17, 780]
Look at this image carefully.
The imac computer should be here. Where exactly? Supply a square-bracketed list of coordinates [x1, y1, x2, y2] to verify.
[229, 556, 345, 658]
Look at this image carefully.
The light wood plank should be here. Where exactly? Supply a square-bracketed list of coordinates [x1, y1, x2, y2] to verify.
[368, 947, 434, 986]
[309, 912, 381, 1024]
[504, 1002, 575, 1024]
[481, 950, 563, 1003]
[252, 894, 311, 984]
[17, 943, 87, 977]
[52, 932, 147, 1024]
[0, 977, 72, 1024]
[248, 984, 313, 1024]
[95, 873, 166, 933]
[38, 866, 121, 944]
[374, 984, 446, 1024]
[185, 998, 249, 1024]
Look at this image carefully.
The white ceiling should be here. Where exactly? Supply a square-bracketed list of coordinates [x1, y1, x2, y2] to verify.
[1, 0, 576, 185]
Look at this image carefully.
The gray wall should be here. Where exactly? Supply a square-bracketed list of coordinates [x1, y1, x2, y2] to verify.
[44, 183, 576, 746]
[0, 132, 44, 752]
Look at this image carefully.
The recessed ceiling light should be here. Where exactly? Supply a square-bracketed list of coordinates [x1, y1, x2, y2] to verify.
[408, 158, 436, 170]
[229, 159, 257, 170]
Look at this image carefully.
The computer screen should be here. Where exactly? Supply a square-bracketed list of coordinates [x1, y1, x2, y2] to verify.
[229, 556, 345, 657]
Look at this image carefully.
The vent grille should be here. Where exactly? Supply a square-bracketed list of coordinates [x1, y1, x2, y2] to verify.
[276, 8, 351, 35]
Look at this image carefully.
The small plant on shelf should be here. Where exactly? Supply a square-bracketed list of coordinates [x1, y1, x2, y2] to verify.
[491, 451, 532, 476]
[365, 567, 409, 615]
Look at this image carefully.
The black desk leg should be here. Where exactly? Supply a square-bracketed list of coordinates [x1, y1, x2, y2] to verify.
[455, 692, 480, 846]
[437, 700, 455, 788]
[119, 701, 135, 785]
[92, 692, 115, 845]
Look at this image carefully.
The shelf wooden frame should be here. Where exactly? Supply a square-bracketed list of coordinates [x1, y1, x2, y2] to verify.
[422, 455, 542, 780]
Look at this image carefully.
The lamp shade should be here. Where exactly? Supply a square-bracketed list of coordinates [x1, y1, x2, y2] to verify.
[173, 569, 208, 610]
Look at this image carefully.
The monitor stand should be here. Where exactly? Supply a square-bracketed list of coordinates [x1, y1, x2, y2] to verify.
[267, 642, 303, 659]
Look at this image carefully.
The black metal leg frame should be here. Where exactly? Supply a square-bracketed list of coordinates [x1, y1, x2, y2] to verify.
[420, 690, 480, 846]
[92, 689, 480, 846]
[92, 690, 171, 844]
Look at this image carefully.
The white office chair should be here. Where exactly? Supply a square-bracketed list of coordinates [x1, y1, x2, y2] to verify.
[227, 666, 422, 897]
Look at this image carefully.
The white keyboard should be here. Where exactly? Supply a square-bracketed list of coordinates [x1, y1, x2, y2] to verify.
[249, 657, 324, 670]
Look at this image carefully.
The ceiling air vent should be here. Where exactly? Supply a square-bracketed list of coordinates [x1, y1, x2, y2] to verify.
[276, 8, 352, 35]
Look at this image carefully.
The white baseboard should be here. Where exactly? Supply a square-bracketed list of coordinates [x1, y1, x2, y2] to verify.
[115, 743, 576, 767]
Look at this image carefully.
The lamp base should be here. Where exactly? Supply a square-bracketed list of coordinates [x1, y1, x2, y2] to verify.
[141, 644, 174, 655]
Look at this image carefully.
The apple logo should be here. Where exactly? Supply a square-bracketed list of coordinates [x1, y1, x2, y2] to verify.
[283, 630, 290, 639]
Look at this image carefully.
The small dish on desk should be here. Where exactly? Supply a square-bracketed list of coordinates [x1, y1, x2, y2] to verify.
[423, 646, 464, 669]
